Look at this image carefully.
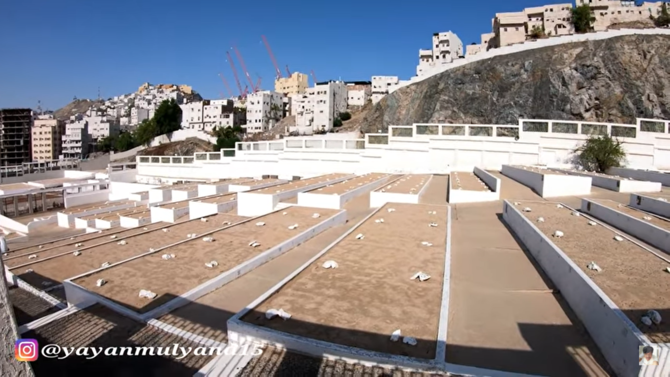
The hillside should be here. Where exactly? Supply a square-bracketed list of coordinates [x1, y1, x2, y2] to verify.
[54, 99, 104, 121]
[362, 34, 670, 133]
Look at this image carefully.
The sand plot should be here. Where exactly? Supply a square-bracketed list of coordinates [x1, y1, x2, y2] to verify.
[306, 173, 390, 195]
[242, 203, 448, 359]
[196, 192, 237, 204]
[376, 174, 431, 194]
[74, 206, 340, 314]
[594, 199, 670, 230]
[252, 174, 351, 194]
[121, 209, 152, 219]
[60, 199, 135, 215]
[10, 213, 246, 288]
[639, 191, 670, 200]
[518, 201, 670, 343]
[449, 172, 490, 191]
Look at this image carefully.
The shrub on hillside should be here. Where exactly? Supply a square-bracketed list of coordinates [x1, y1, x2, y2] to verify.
[339, 112, 351, 121]
[574, 134, 626, 173]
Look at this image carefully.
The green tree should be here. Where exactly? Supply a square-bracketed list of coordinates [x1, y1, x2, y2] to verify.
[133, 118, 159, 146]
[339, 111, 351, 121]
[96, 136, 116, 153]
[654, 3, 670, 27]
[333, 118, 343, 127]
[114, 132, 136, 152]
[213, 125, 244, 151]
[575, 135, 626, 173]
[153, 99, 182, 135]
[529, 25, 545, 39]
[572, 4, 595, 33]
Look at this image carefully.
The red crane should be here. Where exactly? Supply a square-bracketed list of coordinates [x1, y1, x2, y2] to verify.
[226, 51, 244, 96]
[285, 65, 291, 77]
[311, 70, 318, 85]
[261, 35, 282, 80]
[232, 45, 257, 92]
[254, 76, 262, 92]
[218, 73, 233, 97]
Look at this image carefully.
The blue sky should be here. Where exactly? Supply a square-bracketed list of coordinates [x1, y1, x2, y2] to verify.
[0, 0, 567, 110]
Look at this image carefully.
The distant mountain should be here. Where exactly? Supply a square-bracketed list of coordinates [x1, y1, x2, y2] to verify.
[53, 99, 103, 121]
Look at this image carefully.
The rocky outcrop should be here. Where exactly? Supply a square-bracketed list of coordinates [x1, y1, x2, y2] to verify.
[362, 34, 670, 134]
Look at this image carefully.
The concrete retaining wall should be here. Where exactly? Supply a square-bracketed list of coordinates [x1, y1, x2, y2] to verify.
[608, 167, 670, 187]
[127, 192, 149, 201]
[119, 215, 151, 228]
[94, 217, 121, 229]
[198, 183, 229, 197]
[581, 199, 670, 254]
[148, 188, 172, 203]
[502, 200, 645, 377]
[369, 175, 433, 208]
[553, 169, 661, 193]
[296, 175, 392, 210]
[189, 200, 236, 220]
[448, 168, 500, 204]
[629, 194, 670, 219]
[172, 188, 198, 202]
[62, 209, 348, 322]
[150, 205, 190, 223]
[501, 165, 592, 197]
[64, 189, 110, 208]
[57, 201, 138, 228]
[228, 180, 288, 193]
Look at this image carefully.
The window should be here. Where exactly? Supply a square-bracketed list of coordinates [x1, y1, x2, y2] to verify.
[504, 27, 508, 32]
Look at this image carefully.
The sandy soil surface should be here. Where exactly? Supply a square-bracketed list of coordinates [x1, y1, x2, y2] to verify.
[25, 304, 214, 376]
[556, 169, 631, 181]
[450, 171, 490, 191]
[75, 207, 339, 314]
[641, 191, 670, 199]
[96, 207, 147, 220]
[9, 286, 61, 326]
[519, 201, 670, 343]
[593, 199, 670, 230]
[231, 178, 284, 189]
[376, 174, 431, 194]
[12, 208, 64, 224]
[62, 199, 134, 215]
[511, 166, 570, 175]
[198, 192, 237, 204]
[80, 207, 140, 221]
[253, 174, 350, 194]
[206, 177, 253, 186]
[121, 209, 151, 219]
[305, 173, 390, 195]
[0, 182, 35, 191]
[244, 202, 447, 359]
[10, 214, 246, 287]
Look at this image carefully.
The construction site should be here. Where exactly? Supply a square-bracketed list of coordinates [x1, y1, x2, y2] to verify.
[0, 109, 33, 167]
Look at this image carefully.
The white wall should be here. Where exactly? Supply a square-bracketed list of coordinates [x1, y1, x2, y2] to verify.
[64, 189, 111, 208]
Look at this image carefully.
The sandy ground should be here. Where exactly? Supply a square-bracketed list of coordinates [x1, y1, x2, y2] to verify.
[11, 208, 64, 224]
[305, 173, 390, 195]
[10, 214, 246, 287]
[638, 191, 670, 199]
[96, 207, 147, 220]
[9, 286, 61, 326]
[376, 174, 431, 194]
[519, 201, 669, 343]
[244, 203, 448, 359]
[24, 304, 214, 376]
[450, 171, 490, 191]
[511, 165, 570, 175]
[253, 174, 350, 194]
[75, 207, 339, 314]
[121, 209, 152, 219]
[594, 199, 670, 230]
[62, 199, 133, 215]
[555, 168, 633, 182]
[198, 192, 237, 204]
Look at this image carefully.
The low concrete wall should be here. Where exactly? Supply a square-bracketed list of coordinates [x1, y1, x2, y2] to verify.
[448, 168, 500, 204]
[150, 205, 190, 223]
[64, 189, 110, 208]
[554, 169, 661, 193]
[0, 215, 28, 234]
[94, 217, 121, 229]
[148, 188, 172, 204]
[237, 176, 353, 217]
[502, 200, 645, 377]
[74, 217, 96, 229]
[119, 214, 151, 228]
[62, 209, 348, 322]
[110, 182, 158, 199]
[228, 180, 288, 193]
[501, 165, 592, 198]
[296, 175, 392, 210]
[172, 188, 198, 202]
[198, 183, 229, 197]
[629, 194, 670, 218]
[608, 167, 670, 187]
[369, 176, 433, 208]
[127, 192, 148, 202]
[57, 201, 138, 228]
[189, 200, 236, 220]
[475, 167, 501, 194]
[581, 199, 670, 255]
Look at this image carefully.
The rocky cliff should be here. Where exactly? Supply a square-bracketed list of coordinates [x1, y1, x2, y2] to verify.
[362, 34, 670, 134]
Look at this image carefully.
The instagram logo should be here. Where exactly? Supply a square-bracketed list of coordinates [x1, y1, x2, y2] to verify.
[15, 339, 38, 362]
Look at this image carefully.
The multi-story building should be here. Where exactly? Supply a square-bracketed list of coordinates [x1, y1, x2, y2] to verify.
[32, 115, 64, 161]
[416, 31, 464, 77]
[371, 76, 399, 104]
[245, 91, 284, 134]
[131, 108, 150, 125]
[85, 115, 120, 140]
[180, 100, 245, 132]
[0, 108, 33, 166]
[490, 4, 574, 48]
[290, 81, 347, 134]
[62, 120, 88, 159]
[275, 72, 309, 95]
[345, 82, 372, 107]
[582, 0, 667, 31]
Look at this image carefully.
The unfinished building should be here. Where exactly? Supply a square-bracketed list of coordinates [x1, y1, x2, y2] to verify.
[0, 108, 33, 166]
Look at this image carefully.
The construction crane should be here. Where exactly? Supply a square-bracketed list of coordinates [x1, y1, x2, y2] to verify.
[226, 51, 244, 96]
[285, 65, 291, 77]
[311, 70, 318, 85]
[261, 35, 282, 80]
[218, 73, 234, 98]
[232, 46, 257, 92]
[254, 76, 262, 92]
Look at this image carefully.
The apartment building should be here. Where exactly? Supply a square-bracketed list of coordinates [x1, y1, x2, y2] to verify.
[180, 100, 245, 132]
[417, 31, 464, 77]
[62, 120, 88, 159]
[245, 91, 284, 134]
[86, 115, 120, 140]
[292, 92, 315, 133]
[0, 108, 33, 166]
[275, 72, 309, 95]
[290, 81, 347, 135]
[489, 4, 574, 48]
[32, 115, 64, 161]
[346, 82, 371, 107]
[131, 108, 150, 125]
[371, 76, 399, 104]
[582, 0, 666, 31]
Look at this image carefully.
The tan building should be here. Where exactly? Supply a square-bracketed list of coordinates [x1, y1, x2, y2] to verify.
[580, 0, 666, 31]
[490, 3, 574, 48]
[32, 115, 64, 161]
[275, 72, 309, 95]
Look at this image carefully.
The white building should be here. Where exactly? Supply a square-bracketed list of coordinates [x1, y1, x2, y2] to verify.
[371, 76, 399, 104]
[346, 83, 371, 107]
[417, 31, 464, 77]
[85, 115, 120, 140]
[290, 81, 347, 135]
[180, 99, 243, 132]
[245, 91, 284, 134]
[61, 120, 88, 159]
[131, 108, 150, 125]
